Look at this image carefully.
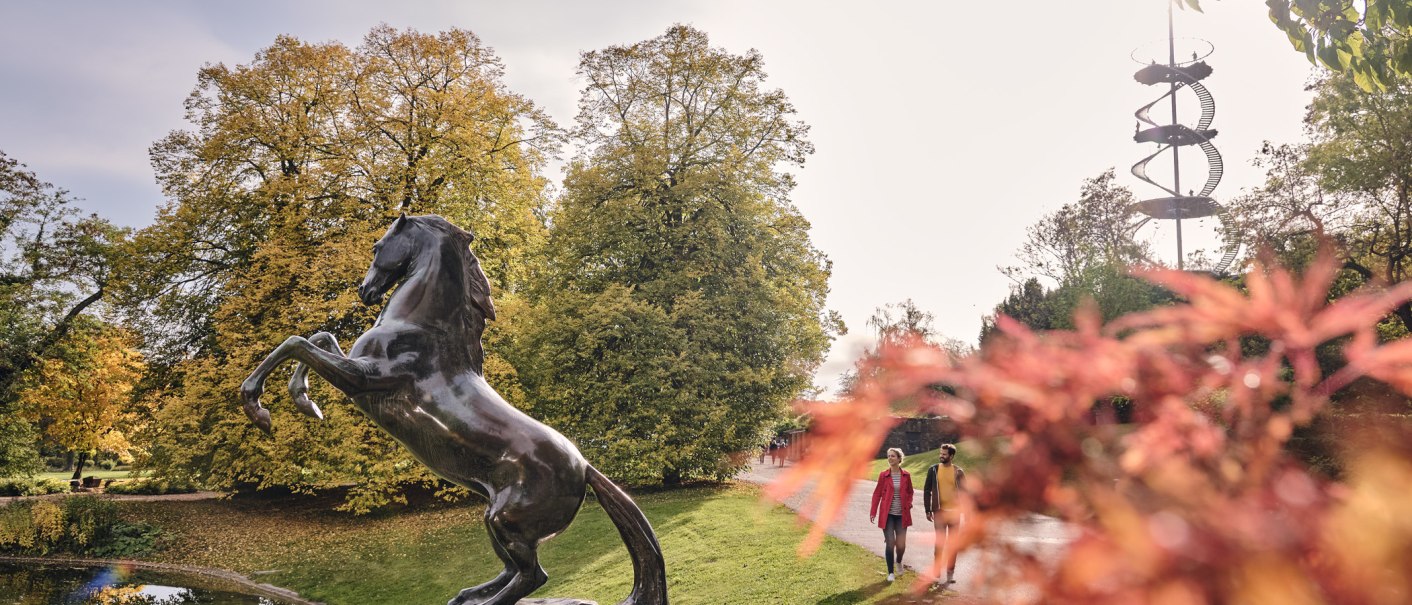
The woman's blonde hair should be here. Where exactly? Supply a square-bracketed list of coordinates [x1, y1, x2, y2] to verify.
[887, 447, 905, 462]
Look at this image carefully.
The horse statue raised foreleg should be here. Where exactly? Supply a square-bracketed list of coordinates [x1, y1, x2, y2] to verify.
[285, 331, 348, 420]
[240, 332, 403, 433]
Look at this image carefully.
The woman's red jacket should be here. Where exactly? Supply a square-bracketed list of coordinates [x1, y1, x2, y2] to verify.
[869, 468, 914, 528]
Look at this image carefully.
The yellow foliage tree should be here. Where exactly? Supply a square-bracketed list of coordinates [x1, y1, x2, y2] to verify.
[126, 25, 554, 511]
[16, 323, 144, 481]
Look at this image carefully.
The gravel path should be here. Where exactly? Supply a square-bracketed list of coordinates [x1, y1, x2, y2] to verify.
[0, 490, 224, 504]
[738, 462, 1077, 599]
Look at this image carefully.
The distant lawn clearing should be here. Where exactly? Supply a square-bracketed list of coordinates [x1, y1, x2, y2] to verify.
[863, 440, 992, 480]
[114, 483, 949, 604]
[32, 468, 145, 482]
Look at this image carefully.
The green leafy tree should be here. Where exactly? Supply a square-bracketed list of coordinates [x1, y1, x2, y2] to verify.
[0, 151, 124, 477]
[981, 265, 1175, 344]
[980, 278, 1056, 343]
[511, 25, 840, 485]
[1171, 0, 1412, 91]
[1229, 0, 1412, 91]
[839, 300, 971, 396]
[1231, 72, 1412, 336]
[1002, 170, 1148, 287]
[130, 26, 555, 510]
[988, 171, 1171, 339]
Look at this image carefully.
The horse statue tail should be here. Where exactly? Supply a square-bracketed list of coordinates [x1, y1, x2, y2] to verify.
[586, 465, 668, 605]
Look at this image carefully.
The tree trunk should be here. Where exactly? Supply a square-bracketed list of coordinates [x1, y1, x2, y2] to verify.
[1396, 300, 1412, 335]
[71, 451, 88, 481]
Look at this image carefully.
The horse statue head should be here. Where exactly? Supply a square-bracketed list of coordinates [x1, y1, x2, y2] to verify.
[357, 213, 497, 372]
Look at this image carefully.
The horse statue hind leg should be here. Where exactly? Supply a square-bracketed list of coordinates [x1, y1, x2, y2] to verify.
[241, 214, 667, 605]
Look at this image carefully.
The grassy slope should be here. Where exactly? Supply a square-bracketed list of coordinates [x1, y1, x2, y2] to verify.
[120, 484, 950, 605]
[863, 441, 990, 480]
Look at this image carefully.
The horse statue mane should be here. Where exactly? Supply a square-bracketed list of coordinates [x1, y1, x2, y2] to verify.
[404, 214, 497, 321]
[400, 214, 497, 374]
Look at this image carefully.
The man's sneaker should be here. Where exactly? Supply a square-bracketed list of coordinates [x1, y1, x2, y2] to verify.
[886, 573, 895, 582]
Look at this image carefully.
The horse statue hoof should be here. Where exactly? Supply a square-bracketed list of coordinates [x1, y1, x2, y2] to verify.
[292, 393, 324, 420]
[250, 407, 273, 435]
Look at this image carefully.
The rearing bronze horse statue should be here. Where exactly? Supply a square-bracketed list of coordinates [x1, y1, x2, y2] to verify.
[240, 214, 667, 605]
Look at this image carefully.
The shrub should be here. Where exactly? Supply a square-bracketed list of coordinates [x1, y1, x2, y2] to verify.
[59, 495, 117, 550]
[0, 478, 33, 497]
[87, 521, 161, 558]
[98, 459, 116, 471]
[101, 480, 140, 495]
[33, 478, 69, 495]
[0, 496, 118, 555]
[0, 477, 69, 497]
[0, 500, 59, 553]
[103, 478, 198, 496]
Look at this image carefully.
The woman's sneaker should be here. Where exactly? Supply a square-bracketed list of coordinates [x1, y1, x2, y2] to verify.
[886, 573, 895, 582]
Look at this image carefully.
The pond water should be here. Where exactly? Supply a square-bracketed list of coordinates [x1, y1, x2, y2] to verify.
[0, 561, 296, 604]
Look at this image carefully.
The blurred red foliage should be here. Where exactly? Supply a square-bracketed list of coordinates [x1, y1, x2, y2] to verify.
[769, 252, 1412, 604]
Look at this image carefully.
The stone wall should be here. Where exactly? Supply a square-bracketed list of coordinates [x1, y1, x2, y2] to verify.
[876, 416, 959, 458]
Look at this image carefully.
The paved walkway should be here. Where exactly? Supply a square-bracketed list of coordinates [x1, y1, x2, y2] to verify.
[738, 462, 1076, 598]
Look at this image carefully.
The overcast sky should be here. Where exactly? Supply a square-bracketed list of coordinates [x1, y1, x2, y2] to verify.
[0, 1, 1318, 395]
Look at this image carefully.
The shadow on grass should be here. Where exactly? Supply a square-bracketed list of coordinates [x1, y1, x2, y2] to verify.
[535, 483, 722, 594]
[816, 580, 972, 605]
[814, 580, 888, 604]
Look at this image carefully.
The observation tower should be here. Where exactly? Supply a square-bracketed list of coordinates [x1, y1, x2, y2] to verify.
[1130, 4, 1240, 272]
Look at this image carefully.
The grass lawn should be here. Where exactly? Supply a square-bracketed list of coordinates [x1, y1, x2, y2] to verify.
[117, 483, 955, 604]
[862, 440, 991, 480]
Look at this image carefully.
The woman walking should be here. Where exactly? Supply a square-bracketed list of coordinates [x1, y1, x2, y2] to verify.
[869, 447, 914, 582]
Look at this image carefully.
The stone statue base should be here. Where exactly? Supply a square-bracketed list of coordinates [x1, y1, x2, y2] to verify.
[520, 599, 596, 605]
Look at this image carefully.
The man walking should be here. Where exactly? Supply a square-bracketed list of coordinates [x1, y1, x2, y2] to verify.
[923, 443, 965, 585]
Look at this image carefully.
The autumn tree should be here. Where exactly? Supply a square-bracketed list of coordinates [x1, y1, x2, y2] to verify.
[0, 151, 124, 477]
[16, 321, 144, 480]
[510, 25, 840, 485]
[130, 26, 556, 510]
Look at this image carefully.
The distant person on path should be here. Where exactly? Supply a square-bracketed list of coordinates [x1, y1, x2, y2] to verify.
[869, 447, 914, 582]
[923, 443, 966, 585]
